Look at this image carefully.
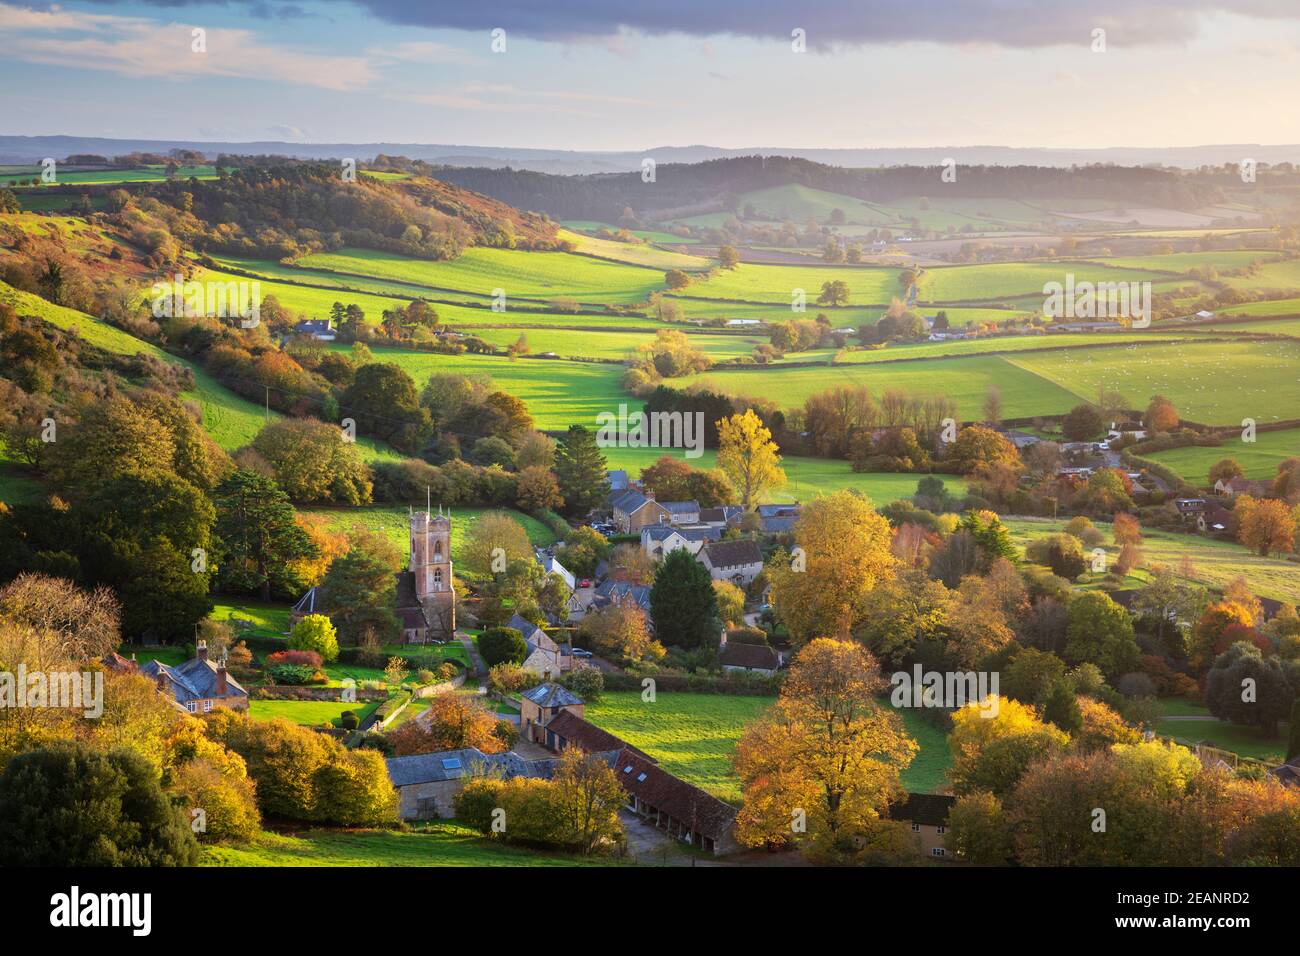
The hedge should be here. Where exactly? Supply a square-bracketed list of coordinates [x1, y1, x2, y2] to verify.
[373, 690, 414, 728]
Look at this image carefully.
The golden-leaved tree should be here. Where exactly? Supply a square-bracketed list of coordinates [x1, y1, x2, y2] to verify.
[733, 639, 917, 862]
[766, 490, 896, 643]
[716, 409, 785, 509]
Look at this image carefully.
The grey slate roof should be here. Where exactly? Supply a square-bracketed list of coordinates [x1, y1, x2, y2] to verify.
[718, 642, 780, 670]
[661, 500, 700, 515]
[593, 579, 651, 611]
[641, 524, 718, 543]
[702, 539, 764, 569]
[508, 614, 547, 646]
[611, 489, 651, 514]
[139, 657, 247, 705]
[607, 469, 630, 492]
[521, 681, 584, 709]
[385, 747, 560, 788]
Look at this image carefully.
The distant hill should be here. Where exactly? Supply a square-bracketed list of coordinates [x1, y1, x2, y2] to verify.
[6, 134, 1300, 174]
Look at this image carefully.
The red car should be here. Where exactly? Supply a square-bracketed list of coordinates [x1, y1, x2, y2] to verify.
[578, 579, 592, 588]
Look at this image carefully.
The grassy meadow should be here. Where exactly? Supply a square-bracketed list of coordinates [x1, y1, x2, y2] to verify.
[1143, 428, 1300, 482]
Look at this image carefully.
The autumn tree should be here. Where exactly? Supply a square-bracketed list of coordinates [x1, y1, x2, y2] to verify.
[461, 511, 535, 577]
[734, 639, 917, 862]
[1235, 495, 1296, 557]
[579, 599, 664, 664]
[767, 491, 896, 643]
[1063, 591, 1139, 678]
[388, 694, 508, 756]
[552, 747, 626, 854]
[1145, 394, 1180, 433]
[716, 409, 785, 509]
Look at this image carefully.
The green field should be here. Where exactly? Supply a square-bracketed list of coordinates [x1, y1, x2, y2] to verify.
[300, 505, 558, 557]
[298, 247, 667, 305]
[834, 332, 1176, 364]
[1220, 258, 1300, 294]
[202, 824, 616, 866]
[673, 261, 902, 306]
[1154, 718, 1288, 762]
[734, 183, 905, 226]
[888, 704, 954, 794]
[1, 165, 220, 186]
[558, 229, 710, 271]
[1005, 339, 1300, 426]
[1092, 250, 1280, 274]
[562, 221, 700, 245]
[249, 699, 381, 727]
[330, 345, 629, 431]
[917, 260, 1173, 303]
[1004, 517, 1300, 605]
[601, 446, 967, 504]
[686, 353, 1081, 418]
[1144, 428, 1300, 482]
[584, 690, 773, 802]
[468, 327, 765, 360]
[209, 600, 292, 640]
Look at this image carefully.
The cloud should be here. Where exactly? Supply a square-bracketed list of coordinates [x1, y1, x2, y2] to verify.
[387, 82, 662, 116]
[0, 2, 375, 89]
[80, 0, 1300, 49]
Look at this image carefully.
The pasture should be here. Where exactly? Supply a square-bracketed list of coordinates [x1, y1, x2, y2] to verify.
[916, 260, 1175, 303]
[297, 247, 667, 305]
[685, 353, 1081, 418]
[1005, 338, 1300, 426]
[1003, 517, 1300, 605]
[672, 261, 902, 306]
[467, 327, 766, 361]
[1143, 428, 1300, 482]
[557, 228, 710, 271]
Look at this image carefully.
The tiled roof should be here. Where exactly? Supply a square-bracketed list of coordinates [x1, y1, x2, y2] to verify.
[661, 500, 700, 514]
[544, 710, 650, 759]
[521, 681, 584, 708]
[702, 539, 763, 569]
[385, 747, 559, 787]
[612, 490, 652, 514]
[887, 792, 956, 827]
[718, 642, 780, 670]
[614, 747, 737, 842]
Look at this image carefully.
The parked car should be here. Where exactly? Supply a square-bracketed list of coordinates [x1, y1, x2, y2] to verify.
[571, 648, 593, 659]
[578, 579, 592, 588]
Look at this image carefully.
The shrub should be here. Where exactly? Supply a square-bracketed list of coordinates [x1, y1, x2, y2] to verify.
[340, 711, 360, 730]
[267, 649, 324, 669]
[559, 666, 604, 701]
[479, 626, 528, 667]
[270, 663, 323, 685]
[288, 613, 340, 663]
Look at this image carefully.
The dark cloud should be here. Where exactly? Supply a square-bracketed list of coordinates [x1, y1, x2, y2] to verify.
[70, 1, 1300, 48]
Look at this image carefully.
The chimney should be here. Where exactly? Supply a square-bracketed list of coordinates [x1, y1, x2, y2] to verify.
[196, 640, 208, 662]
[215, 658, 228, 697]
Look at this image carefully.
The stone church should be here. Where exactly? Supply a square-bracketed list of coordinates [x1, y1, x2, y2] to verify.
[394, 506, 456, 643]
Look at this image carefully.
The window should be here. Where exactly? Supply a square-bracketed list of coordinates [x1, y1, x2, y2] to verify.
[203, 700, 213, 713]
[911, 823, 920, 832]
[185, 701, 197, 713]
[636, 772, 647, 782]
[937, 825, 946, 834]
[434, 541, 442, 559]
[932, 848, 946, 857]
[434, 569, 443, 587]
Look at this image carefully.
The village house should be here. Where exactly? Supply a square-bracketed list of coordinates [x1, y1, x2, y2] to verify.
[660, 500, 701, 525]
[139, 641, 248, 715]
[292, 319, 336, 341]
[888, 792, 957, 859]
[697, 505, 744, 529]
[592, 579, 652, 616]
[1214, 475, 1271, 498]
[1173, 497, 1207, 525]
[509, 615, 573, 675]
[640, 523, 719, 560]
[717, 631, 781, 676]
[536, 551, 576, 591]
[699, 539, 764, 587]
[611, 489, 671, 533]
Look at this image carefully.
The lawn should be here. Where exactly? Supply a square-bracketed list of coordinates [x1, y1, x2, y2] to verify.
[298, 246, 667, 305]
[1003, 517, 1300, 605]
[1005, 338, 1300, 427]
[299, 505, 558, 556]
[1154, 718, 1288, 763]
[201, 823, 620, 866]
[1144, 427, 1300, 483]
[1091, 250, 1280, 274]
[685, 353, 1081, 418]
[887, 703, 954, 794]
[209, 600, 292, 640]
[248, 698, 381, 727]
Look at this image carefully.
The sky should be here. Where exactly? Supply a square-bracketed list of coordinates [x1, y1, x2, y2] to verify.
[2, 0, 1300, 150]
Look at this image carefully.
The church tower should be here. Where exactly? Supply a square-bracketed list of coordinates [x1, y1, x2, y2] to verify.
[410, 504, 455, 639]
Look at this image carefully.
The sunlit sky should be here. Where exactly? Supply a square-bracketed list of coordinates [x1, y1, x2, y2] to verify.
[3, 0, 1300, 149]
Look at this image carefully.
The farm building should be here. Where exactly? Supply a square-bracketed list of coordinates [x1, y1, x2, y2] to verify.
[613, 747, 738, 856]
[519, 681, 585, 745]
[385, 748, 559, 820]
